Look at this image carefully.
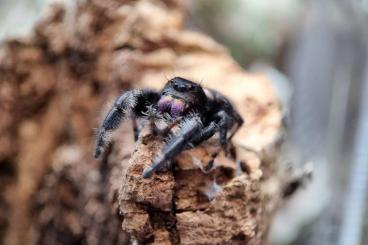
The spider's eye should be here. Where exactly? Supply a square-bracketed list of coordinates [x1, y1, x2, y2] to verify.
[172, 82, 194, 92]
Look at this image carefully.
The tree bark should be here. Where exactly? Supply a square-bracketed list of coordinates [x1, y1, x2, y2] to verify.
[0, 0, 284, 244]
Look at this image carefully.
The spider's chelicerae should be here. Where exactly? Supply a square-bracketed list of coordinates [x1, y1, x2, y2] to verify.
[94, 77, 244, 178]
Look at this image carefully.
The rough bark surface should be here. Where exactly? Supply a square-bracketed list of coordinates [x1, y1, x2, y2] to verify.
[0, 0, 283, 244]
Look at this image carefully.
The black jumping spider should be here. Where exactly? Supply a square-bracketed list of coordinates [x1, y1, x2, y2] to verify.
[94, 77, 244, 178]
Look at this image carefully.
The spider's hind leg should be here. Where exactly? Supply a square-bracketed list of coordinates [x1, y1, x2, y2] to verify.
[228, 110, 244, 141]
[217, 111, 233, 155]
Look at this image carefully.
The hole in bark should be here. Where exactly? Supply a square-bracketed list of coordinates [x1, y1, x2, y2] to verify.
[231, 232, 247, 242]
[145, 235, 155, 244]
[214, 167, 235, 185]
[0, 158, 16, 177]
[250, 207, 258, 217]
[114, 43, 135, 51]
[91, 79, 102, 94]
[239, 160, 251, 175]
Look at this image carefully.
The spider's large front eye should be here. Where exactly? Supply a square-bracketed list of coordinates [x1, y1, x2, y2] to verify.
[172, 82, 188, 92]
[172, 82, 195, 92]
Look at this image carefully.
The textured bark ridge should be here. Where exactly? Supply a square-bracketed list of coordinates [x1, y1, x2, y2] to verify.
[117, 97, 281, 245]
[0, 0, 283, 244]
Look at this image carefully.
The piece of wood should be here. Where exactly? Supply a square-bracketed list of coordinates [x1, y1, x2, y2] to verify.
[0, 1, 284, 244]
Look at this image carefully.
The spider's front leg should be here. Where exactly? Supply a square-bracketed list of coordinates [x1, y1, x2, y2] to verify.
[142, 115, 203, 178]
[94, 89, 159, 159]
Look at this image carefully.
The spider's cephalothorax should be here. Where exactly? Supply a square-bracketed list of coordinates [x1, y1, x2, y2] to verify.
[94, 77, 244, 178]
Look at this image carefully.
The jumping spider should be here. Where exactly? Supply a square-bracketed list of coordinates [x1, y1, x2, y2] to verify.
[94, 77, 244, 178]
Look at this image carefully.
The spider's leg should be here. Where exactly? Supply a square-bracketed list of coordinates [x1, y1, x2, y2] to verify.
[188, 111, 233, 154]
[95, 90, 159, 158]
[145, 106, 161, 135]
[217, 111, 234, 154]
[187, 121, 219, 147]
[204, 150, 220, 172]
[132, 117, 139, 141]
[228, 110, 244, 140]
[205, 89, 244, 141]
[142, 115, 203, 178]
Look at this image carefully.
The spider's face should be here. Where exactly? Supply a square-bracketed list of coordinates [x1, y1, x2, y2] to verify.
[158, 77, 207, 117]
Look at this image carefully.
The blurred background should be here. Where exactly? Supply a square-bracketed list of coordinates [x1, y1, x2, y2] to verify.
[0, 0, 367, 244]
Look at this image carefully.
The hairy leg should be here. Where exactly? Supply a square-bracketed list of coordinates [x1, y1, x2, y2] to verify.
[188, 111, 233, 153]
[132, 117, 140, 141]
[142, 115, 203, 178]
[228, 110, 244, 140]
[95, 90, 159, 158]
[206, 88, 244, 141]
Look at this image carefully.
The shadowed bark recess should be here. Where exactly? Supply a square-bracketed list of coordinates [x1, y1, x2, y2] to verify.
[0, 0, 283, 244]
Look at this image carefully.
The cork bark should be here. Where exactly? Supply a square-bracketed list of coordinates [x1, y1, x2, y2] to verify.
[0, 0, 284, 244]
